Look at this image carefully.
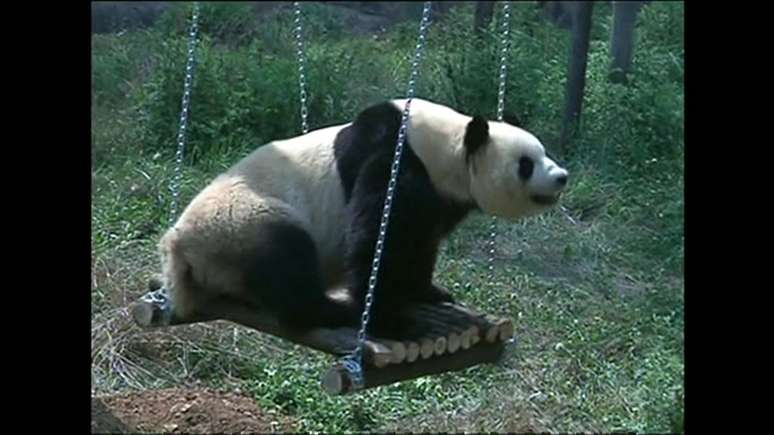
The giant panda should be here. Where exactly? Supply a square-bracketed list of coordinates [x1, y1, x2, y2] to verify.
[157, 98, 568, 338]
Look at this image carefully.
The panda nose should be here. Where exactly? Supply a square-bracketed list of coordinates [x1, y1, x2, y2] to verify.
[555, 174, 568, 187]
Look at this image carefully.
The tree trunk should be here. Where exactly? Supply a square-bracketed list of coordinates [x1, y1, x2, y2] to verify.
[559, 1, 594, 151]
[609, 1, 646, 84]
[474, 1, 495, 35]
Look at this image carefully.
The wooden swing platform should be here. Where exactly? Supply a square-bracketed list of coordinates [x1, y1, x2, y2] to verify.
[130, 286, 514, 395]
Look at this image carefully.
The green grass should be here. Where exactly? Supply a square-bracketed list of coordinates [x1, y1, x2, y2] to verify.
[91, 2, 683, 433]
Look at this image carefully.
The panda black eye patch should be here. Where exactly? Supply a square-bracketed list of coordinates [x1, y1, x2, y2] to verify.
[518, 156, 534, 180]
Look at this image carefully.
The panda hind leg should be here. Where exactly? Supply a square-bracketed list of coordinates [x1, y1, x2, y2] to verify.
[239, 220, 359, 332]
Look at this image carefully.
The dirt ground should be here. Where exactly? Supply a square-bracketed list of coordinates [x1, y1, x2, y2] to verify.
[92, 387, 295, 434]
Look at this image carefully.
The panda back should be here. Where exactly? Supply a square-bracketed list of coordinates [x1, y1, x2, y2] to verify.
[224, 125, 350, 266]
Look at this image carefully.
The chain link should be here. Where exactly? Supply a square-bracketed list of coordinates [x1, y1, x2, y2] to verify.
[168, 2, 200, 228]
[293, 2, 310, 134]
[342, 1, 433, 391]
[496, 1, 511, 123]
[487, 1, 511, 276]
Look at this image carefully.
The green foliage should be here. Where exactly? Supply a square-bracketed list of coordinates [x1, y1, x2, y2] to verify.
[92, 2, 683, 433]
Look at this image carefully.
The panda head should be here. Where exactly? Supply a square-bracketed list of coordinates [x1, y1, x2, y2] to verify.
[463, 115, 568, 219]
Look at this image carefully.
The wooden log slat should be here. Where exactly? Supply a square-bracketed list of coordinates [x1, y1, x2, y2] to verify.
[377, 340, 408, 365]
[322, 340, 505, 395]
[404, 341, 421, 363]
[432, 302, 514, 343]
[388, 313, 451, 359]
[404, 314, 450, 356]
[409, 304, 480, 351]
[418, 338, 436, 360]
[406, 303, 486, 344]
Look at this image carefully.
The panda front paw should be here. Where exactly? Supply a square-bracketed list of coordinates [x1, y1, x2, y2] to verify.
[424, 284, 456, 305]
[366, 310, 412, 340]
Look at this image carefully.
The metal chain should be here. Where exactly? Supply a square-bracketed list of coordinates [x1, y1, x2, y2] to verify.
[496, 1, 511, 123]
[168, 2, 200, 228]
[293, 2, 310, 134]
[487, 1, 511, 275]
[342, 1, 433, 390]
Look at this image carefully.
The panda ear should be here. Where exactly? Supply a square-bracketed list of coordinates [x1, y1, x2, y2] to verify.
[464, 115, 489, 161]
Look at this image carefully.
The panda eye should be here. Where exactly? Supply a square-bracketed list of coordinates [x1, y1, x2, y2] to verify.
[518, 156, 534, 181]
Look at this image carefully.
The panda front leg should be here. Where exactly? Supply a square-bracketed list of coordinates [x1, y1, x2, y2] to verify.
[344, 166, 449, 338]
[344, 234, 452, 339]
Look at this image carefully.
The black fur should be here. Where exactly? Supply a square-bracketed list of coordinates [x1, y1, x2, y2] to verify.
[333, 101, 477, 338]
[463, 115, 490, 164]
[238, 221, 359, 331]
[518, 156, 535, 181]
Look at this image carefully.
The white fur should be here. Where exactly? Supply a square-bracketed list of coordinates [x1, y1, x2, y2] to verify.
[393, 99, 471, 202]
[394, 99, 568, 219]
